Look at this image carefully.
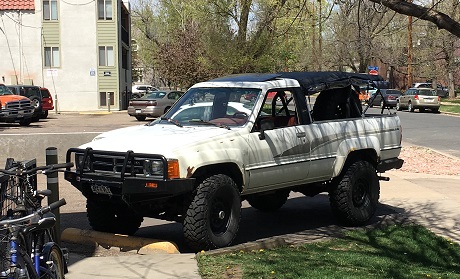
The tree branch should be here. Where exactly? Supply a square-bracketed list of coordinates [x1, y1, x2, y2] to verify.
[367, 0, 460, 37]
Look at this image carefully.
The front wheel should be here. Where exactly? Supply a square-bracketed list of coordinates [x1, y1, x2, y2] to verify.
[40, 244, 65, 279]
[19, 118, 32, 126]
[183, 174, 241, 251]
[86, 199, 143, 235]
[329, 161, 379, 226]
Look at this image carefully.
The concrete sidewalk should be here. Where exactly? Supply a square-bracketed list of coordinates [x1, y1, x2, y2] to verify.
[62, 170, 460, 278]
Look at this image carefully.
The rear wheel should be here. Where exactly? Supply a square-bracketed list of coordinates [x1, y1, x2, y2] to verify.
[395, 101, 402, 111]
[41, 110, 49, 119]
[86, 199, 143, 235]
[432, 108, 439, 113]
[135, 116, 146, 121]
[183, 174, 241, 251]
[329, 161, 379, 226]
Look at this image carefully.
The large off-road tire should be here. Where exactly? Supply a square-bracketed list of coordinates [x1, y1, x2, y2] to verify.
[183, 174, 241, 251]
[329, 161, 379, 226]
[246, 190, 290, 212]
[86, 199, 143, 235]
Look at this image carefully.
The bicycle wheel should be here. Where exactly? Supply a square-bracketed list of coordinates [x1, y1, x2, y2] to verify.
[40, 244, 65, 279]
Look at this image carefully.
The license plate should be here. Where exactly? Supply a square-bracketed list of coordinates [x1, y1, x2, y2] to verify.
[136, 109, 141, 114]
[91, 184, 112, 195]
[425, 99, 434, 102]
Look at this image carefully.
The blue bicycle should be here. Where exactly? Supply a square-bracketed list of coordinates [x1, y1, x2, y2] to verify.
[0, 198, 67, 279]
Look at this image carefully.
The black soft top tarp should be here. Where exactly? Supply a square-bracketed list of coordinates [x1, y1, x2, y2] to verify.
[208, 71, 385, 95]
[278, 71, 384, 94]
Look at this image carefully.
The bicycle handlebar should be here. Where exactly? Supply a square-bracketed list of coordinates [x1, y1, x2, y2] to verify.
[0, 198, 67, 226]
[0, 162, 74, 176]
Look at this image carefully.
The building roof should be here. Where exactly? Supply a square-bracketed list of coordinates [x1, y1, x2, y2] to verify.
[0, 0, 35, 11]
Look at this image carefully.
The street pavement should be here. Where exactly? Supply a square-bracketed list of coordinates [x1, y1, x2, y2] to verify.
[58, 170, 460, 279]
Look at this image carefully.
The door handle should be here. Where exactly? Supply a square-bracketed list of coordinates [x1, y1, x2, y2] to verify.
[296, 132, 306, 138]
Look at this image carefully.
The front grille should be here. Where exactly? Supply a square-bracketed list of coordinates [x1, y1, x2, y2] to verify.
[5, 100, 31, 109]
[91, 153, 145, 175]
[68, 148, 168, 179]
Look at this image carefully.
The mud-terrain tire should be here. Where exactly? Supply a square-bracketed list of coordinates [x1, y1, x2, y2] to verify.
[86, 199, 143, 235]
[183, 174, 241, 251]
[329, 161, 379, 226]
[247, 190, 289, 211]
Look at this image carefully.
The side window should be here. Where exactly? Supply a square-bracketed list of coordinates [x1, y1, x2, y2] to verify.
[99, 92, 114, 107]
[44, 47, 60, 67]
[43, 0, 58, 20]
[253, 89, 298, 132]
[98, 0, 112, 20]
[98, 46, 114, 66]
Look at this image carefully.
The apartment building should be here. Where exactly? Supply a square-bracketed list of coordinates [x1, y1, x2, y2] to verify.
[0, 0, 132, 111]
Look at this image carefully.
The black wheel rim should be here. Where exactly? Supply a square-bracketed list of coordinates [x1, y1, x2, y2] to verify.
[210, 190, 231, 234]
[352, 178, 368, 207]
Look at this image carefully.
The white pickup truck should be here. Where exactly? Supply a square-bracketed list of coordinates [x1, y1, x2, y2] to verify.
[65, 71, 403, 251]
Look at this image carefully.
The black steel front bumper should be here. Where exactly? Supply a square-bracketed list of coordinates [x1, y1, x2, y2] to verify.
[377, 158, 404, 173]
[64, 148, 195, 200]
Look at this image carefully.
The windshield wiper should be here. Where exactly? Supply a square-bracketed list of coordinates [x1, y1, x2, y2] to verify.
[160, 117, 183, 127]
[189, 119, 231, 130]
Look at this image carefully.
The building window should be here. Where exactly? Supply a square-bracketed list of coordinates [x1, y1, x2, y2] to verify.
[99, 46, 114, 66]
[100, 92, 115, 107]
[43, 0, 58, 20]
[44, 47, 60, 67]
[98, 0, 112, 20]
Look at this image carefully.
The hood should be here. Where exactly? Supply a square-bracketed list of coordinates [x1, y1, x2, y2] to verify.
[0, 95, 29, 102]
[80, 123, 237, 156]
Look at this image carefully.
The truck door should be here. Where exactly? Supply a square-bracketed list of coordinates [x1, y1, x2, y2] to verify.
[246, 90, 311, 191]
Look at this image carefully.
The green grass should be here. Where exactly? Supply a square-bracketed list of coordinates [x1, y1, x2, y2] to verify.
[197, 225, 460, 279]
[440, 105, 460, 114]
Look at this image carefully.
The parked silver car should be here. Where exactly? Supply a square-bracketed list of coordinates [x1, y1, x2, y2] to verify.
[128, 90, 184, 121]
[369, 89, 402, 108]
[396, 88, 440, 113]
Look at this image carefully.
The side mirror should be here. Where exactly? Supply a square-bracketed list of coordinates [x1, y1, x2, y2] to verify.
[258, 118, 274, 140]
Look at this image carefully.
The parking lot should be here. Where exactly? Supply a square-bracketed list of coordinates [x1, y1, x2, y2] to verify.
[0, 111, 144, 165]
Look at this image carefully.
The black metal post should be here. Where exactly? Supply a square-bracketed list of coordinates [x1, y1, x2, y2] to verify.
[46, 147, 61, 244]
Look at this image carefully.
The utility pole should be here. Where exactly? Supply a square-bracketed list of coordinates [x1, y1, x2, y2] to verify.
[407, 2, 413, 88]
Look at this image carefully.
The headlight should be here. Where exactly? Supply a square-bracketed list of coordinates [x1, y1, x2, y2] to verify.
[75, 153, 91, 170]
[143, 160, 163, 176]
[142, 159, 180, 178]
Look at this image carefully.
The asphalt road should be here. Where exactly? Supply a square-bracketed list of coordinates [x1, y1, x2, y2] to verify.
[3, 109, 460, 253]
[368, 107, 460, 157]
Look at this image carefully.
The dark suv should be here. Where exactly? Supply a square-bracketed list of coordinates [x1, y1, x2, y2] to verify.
[7, 85, 43, 121]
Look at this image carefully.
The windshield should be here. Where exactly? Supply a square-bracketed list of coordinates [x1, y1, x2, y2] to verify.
[159, 87, 259, 127]
[0, 85, 13, 96]
[143, 92, 166, 99]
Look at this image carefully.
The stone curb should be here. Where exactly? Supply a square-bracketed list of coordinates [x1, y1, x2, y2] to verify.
[61, 228, 180, 254]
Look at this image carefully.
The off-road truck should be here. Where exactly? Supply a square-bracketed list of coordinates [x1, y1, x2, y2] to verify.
[64, 71, 404, 251]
